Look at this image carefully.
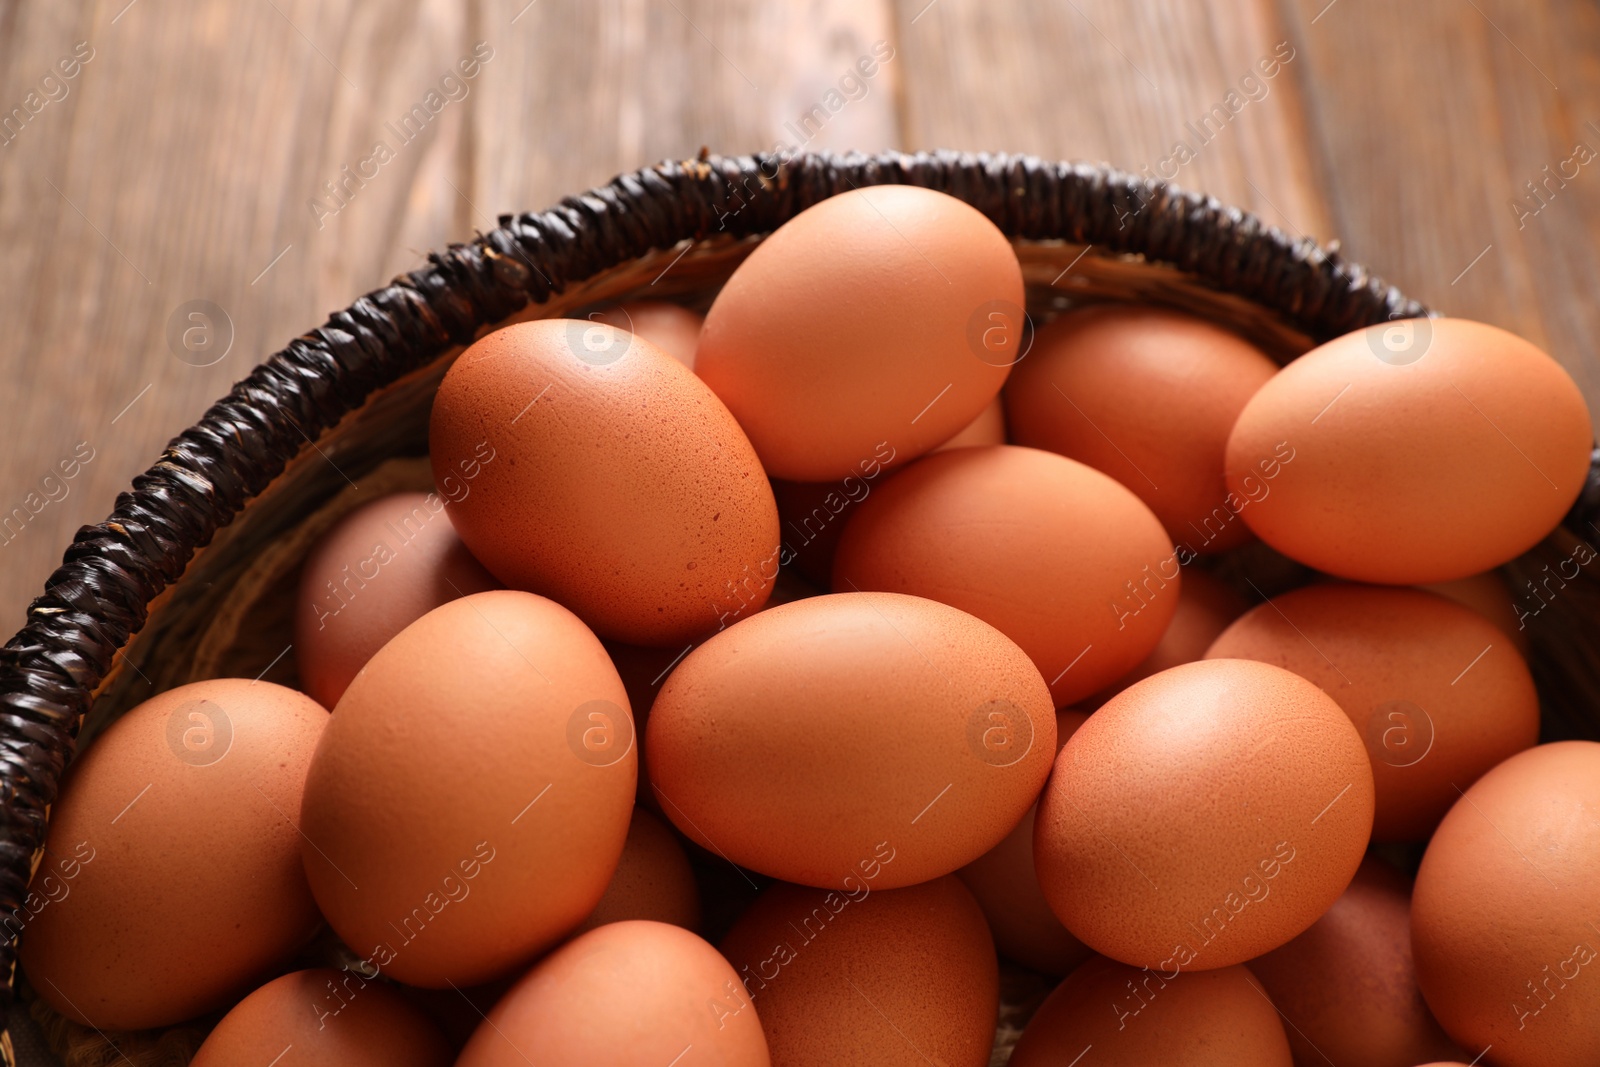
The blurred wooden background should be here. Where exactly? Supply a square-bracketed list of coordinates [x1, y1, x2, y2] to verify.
[2, 0, 1598, 634]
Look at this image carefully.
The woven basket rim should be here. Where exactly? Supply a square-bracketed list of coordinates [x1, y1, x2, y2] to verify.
[0, 148, 1456, 1031]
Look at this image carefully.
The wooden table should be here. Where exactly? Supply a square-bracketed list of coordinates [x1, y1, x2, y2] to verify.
[2, 0, 1598, 635]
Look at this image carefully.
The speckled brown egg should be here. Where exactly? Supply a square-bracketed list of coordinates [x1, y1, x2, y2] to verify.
[958, 709, 1092, 976]
[1205, 583, 1539, 842]
[1412, 741, 1600, 1067]
[295, 491, 500, 709]
[586, 300, 704, 368]
[719, 876, 996, 1067]
[1247, 857, 1466, 1067]
[1087, 566, 1249, 708]
[190, 968, 452, 1067]
[647, 592, 1056, 890]
[696, 185, 1023, 481]
[1009, 956, 1292, 1066]
[1225, 318, 1592, 583]
[20, 679, 327, 1030]
[1006, 305, 1280, 554]
[457, 920, 770, 1067]
[298, 590, 635, 988]
[833, 444, 1179, 706]
[574, 806, 700, 935]
[1035, 658, 1374, 970]
[429, 319, 779, 646]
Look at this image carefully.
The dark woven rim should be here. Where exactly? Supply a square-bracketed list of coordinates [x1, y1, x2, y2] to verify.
[4, 147, 1581, 1016]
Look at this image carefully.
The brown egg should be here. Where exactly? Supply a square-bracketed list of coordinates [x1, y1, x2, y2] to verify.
[586, 300, 704, 368]
[191, 968, 452, 1067]
[295, 491, 500, 709]
[1009, 956, 1292, 1066]
[20, 679, 327, 1030]
[1035, 659, 1374, 971]
[1205, 583, 1540, 842]
[647, 592, 1056, 890]
[1421, 568, 1530, 654]
[457, 921, 770, 1066]
[575, 807, 700, 935]
[1225, 318, 1592, 583]
[958, 709, 1091, 976]
[1247, 857, 1466, 1067]
[299, 591, 635, 988]
[1413, 741, 1600, 1066]
[1087, 566, 1249, 707]
[429, 319, 779, 646]
[696, 185, 1023, 481]
[833, 444, 1179, 706]
[1006, 305, 1280, 554]
[719, 876, 996, 1067]
[934, 396, 1007, 452]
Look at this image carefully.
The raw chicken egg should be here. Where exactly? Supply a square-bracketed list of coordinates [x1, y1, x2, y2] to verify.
[1010, 957, 1292, 1066]
[299, 590, 635, 988]
[456, 920, 770, 1066]
[1225, 318, 1592, 583]
[1205, 583, 1539, 841]
[191, 968, 452, 1067]
[719, 876, 996, 1067]
[1006, 304, 1279, 553]
[20, 680, 327, 1029]
[696, 185, 1024, 481]
[647, 592, 1055, 889]
[1035, 658, 1374, 970]
[1412, 741, 1600, 1066]
[295, 491, 499, 709]
[429, 319, 779, 646]
[833, 444, 1178, 706]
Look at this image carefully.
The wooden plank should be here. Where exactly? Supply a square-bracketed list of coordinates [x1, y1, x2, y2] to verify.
[892, 0, 1335, 242]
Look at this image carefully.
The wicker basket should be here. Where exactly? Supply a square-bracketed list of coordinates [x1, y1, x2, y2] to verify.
[3, 149, 1598, 1067]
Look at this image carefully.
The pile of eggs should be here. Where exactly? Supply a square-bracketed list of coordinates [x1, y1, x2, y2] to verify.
[17, 185, 1600, 1067]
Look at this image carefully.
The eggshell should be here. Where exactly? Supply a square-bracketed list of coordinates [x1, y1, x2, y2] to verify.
[1006, 305, 1280, 553]
[1009, 956, 1292, 1066]
[1035, 658, 1374, 970]
[1421, 568, 1530, 654]
[958, 709, 1092, 976]
[934, 396, 1007, 452]
[294, 491, 500, 708]
[771, 449, 900, 588]
[1225, 318, 1592, 583]
[1205, 583, 1539, 841]
[456, 920, 770, 1067]
[191, 968, 452, 1067]
[575, 806, 700, 935]
[299, 590, 635, 988]
[647, 592, 1056, 889]
[19, 679, 327, 1030]
[429, 319, 779, 646]
[1246, 857, 1466, 1067]
[1412, 741, 1600, 1066]
[696, 185, 1023, 481]
[586, 300, 704, 368]
[719, 876, 996, 1067]
[1087, 566, 1249, 707]
[833, 444, 1178, 706]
